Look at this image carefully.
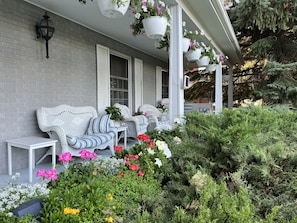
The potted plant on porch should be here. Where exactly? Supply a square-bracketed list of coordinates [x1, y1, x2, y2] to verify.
[105, 106, 124, 127]
[130, 0, 171, 39]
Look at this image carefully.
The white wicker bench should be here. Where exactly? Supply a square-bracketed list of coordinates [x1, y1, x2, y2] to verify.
[36, 104, 115, 162]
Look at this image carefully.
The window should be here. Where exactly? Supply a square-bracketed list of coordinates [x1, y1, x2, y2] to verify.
[162, 70, 169, 98]
[110, 54, 129, 106]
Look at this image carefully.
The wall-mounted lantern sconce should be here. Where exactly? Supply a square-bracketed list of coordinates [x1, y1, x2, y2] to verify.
[36, 12, 55, 59]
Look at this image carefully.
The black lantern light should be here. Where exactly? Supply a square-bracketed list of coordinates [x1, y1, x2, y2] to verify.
[36, 12, 55, 59]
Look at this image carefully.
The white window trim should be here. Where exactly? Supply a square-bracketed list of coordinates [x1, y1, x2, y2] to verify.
[96, 44, 110, 115]
[110, 50, 132, 108]
[134, 58, 143, 111]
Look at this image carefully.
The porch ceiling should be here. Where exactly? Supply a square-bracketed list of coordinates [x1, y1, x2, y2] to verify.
[24, 0, 243, 66]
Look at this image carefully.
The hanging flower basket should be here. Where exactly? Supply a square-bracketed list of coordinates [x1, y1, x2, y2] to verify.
[197, 55, 210, 67]
[182, 37, 191, 53]
[97, 0, 130, 19]
[142, 16, 168, 39]
[186, 48, 202, 62]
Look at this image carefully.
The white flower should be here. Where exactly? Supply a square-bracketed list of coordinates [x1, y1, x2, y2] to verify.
[174, 118, 180, 124]
[6, 212, 13, 217]
[173, 136, 182, 144]
[155, 158, 162, 167]
[156, 140, 172, 158]
[163, 147, 172, 158]
[156, 140, 165, 149]
[135, 12, 141, 19]
[147, 148, 155, 155]
[159, 0, 165, 7]
[0, 176, 49, 213]
[148, 0, 154, 5]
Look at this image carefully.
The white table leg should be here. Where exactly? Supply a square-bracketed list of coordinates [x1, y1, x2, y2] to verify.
[124, 128, 127, 150]
[8, 143, 12, 176]
[32, 149, 35, 169]
[115, 131, 119, 146]
[52, 144, 56, 168]
[29, 148, 33, 183]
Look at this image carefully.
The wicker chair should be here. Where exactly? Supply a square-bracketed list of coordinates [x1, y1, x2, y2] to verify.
[113, 103, 148, 139]
[138, 104, 171, 131]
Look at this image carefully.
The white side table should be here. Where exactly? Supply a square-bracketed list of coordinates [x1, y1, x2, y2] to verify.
[7, 136, 57, 183]
[115, 126, 127, 150]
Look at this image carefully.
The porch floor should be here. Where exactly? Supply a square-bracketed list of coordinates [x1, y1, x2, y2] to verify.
[0, 139, 137, 187]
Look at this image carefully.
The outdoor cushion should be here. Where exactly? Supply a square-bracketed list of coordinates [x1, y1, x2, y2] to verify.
[66, 133, 114, 149]
[87, 114, 111, 134]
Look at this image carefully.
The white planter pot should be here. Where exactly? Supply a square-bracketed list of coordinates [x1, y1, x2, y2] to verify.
[197, 56, 210, 67]
[182, 37, 190, 53]
[185, 48, 202, 62]
[97, 0, 130, 18]
[142, 16, 168, 39]
[109, 120, 122, 127]
[206, 64, 217, 72]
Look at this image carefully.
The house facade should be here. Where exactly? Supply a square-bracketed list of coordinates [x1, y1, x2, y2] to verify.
[0, 0, 243, 175]
[0, 0, 168, 174]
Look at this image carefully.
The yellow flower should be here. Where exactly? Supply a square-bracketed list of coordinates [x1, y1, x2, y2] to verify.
[106, 216, 113, 222]
[107, 193, 113, 201]
[64, 207, 80, 215]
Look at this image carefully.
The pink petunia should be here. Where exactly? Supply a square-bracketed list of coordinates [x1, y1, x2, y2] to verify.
[156, 6, 161, 15]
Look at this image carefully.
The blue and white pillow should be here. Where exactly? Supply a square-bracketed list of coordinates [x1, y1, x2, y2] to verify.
[87, 114, 111, 135]
[66, 133, 113, 149]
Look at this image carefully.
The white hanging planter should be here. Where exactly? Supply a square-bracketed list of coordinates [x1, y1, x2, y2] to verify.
[97, 0, 130, 19]
[182, 37, 190, 53]
[185, 48, 202, 62]
[197, 56, 210, 67]
[206, 64, 217, 72]
[142, 16, 168, 39]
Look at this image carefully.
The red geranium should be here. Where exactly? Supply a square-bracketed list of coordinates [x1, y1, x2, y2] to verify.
[128, 154, 139, 159]
[129, 163, 140, 171]
[138, 170, 144, 176]
[147, 140, 155, 148]
[114, 146, 123, 153]
[118, 173, 124, 177]
[137, 134, 151, 142]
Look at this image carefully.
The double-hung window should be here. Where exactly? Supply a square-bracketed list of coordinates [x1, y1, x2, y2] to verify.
[110, 54, 129, 106]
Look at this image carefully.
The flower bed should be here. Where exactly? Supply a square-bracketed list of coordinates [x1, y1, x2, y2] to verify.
[2, 106, 297, 222]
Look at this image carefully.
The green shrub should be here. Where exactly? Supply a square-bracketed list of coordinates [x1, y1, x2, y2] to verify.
[183, 106, 297, 221]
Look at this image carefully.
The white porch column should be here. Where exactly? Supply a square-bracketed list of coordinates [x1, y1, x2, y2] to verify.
[169, 5, 184, 123]
[215, 63, 223, 114]
[227, 68, 234, 109]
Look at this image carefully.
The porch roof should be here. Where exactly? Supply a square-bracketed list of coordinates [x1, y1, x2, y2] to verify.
[24, 0, 243, 66]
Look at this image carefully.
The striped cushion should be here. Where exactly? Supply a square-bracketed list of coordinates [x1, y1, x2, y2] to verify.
[87, 114, 110, 134]
[66, 133, 114, 149]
